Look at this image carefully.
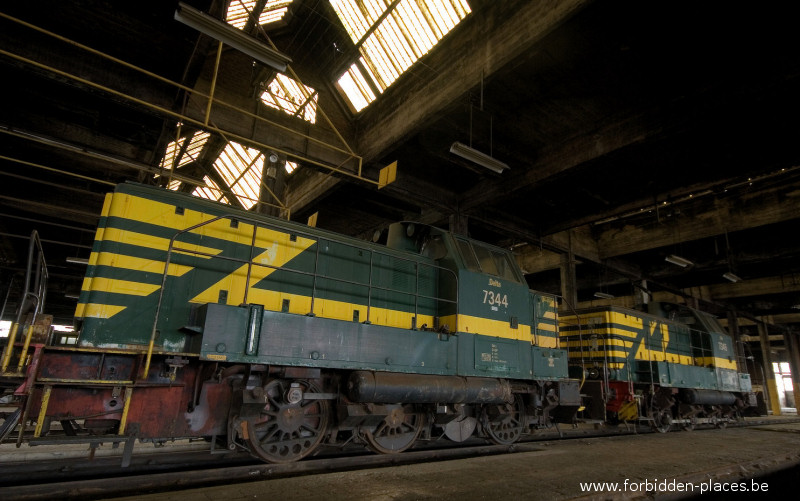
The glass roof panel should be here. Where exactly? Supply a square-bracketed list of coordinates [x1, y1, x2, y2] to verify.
[159, 130, 210, 170]
[285, 160, 298, 174]
[193, 176, 230, 205]
[226, 0, 293, 29]
[212, 141, 264, 210]
[261, 73, 318, 123]
[331, 0, 471, 112]
[336, 65, 374, 112]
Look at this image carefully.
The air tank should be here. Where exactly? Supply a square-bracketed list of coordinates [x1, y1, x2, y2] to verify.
[679, 389, 737, 406]
[347, 371, 512, 404]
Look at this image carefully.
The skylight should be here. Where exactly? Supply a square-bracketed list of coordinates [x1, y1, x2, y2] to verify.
[285, 160, 298, 174]
[211, 141, 265, 209]
[159, 130, 211, 170]
[261, 73, 318, 123]
[193, 175, 230, 205]
[330, 0, 471, 112]
[226, 0, 293, 29]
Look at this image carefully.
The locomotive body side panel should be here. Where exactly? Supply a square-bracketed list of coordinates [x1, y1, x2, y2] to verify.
[76, 185, 441, 353]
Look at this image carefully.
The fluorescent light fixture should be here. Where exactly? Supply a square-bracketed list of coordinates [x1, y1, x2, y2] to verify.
[594, 292, 615, 299]
[722, 272, 742, 283]
[66, 257, 89, 265]
[175, 3, 291, 72]
[449, 142, 509, 174]
[665, 254, 693, 268]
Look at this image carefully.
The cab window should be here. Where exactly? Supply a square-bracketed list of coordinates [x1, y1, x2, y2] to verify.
[491, 249, 519, 281]
[457, 239, 480, 272]
[472, 244, 500, 276]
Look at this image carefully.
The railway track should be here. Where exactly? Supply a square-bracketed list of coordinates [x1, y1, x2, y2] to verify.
[2, 416, 798, 501]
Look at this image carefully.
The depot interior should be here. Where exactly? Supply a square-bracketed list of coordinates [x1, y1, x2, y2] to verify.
[0, 0, 798, 414]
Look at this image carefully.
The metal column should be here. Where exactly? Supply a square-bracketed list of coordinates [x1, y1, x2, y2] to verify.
[757, 320, 782, 415]
[782, 330, 800, 415]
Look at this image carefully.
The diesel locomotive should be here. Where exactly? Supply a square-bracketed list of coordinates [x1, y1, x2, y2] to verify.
[559, 303, 757, 432]
[1, 182, 580, 463]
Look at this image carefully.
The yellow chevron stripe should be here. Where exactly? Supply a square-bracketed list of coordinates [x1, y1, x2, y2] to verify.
[90, 252, 193, 277]
[77, 303, 127, 319]
[81, 277, 161, 296]
[189, 232, 316, 305]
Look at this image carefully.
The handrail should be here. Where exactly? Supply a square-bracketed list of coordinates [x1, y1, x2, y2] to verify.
[1, 230, 48, 372]
[144, 214, 459, 378]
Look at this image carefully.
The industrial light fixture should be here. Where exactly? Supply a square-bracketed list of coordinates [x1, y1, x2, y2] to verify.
[722, 272, 742, 283]
[665, 254, 693, 268]
[66, 257, 89, 265]
[594, 292, 615, 299]
[449, 142, 509, 174]
[174, 3, 292, 72]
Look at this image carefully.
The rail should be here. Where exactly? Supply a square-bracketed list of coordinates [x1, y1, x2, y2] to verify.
[144, 215, 459, 377]
[1, 230, 49, 373]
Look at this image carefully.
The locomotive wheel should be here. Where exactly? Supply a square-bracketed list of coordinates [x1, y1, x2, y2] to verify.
[650, 408, 672, 433]
[482, 395, 525, 445]
[681, 417, 697, 432]
[443, 415, 478, 442]
[245, 379, 330, 463]
[364, 404, 423, 454]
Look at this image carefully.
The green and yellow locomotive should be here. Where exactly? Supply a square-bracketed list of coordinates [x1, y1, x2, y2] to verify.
[559, 303, 756, 432]
[1, 183, 578, 462]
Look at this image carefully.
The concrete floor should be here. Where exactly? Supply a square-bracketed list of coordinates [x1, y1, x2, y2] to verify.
[104, 419, 800, 501]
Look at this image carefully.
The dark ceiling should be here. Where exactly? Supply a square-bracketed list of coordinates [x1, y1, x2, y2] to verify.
[2, 0, 800, 351]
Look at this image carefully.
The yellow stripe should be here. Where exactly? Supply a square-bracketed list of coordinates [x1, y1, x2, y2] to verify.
[79, 194, 114, 317]
[567, 349, 629, 359]
[99, 227, 222, 258]
[81, 277, 160, 296]
[695, 356, 737, 370]
[232, 288, 435, 330]
[562, 338, 634, 348]
[34, 386, 52, 438]
[560, 310, 644, 332]
[118, 387, 134, 435]
[537, 323, 558, 333]
[571, 361, 626, 369]
[111, 193, 298, 249]
[543, 311, 557, 320]
[537, 336, 558, 348]
[90, 252, 193, 277]
[440, 314, 533, 342]
[77, 303, 128, 319]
